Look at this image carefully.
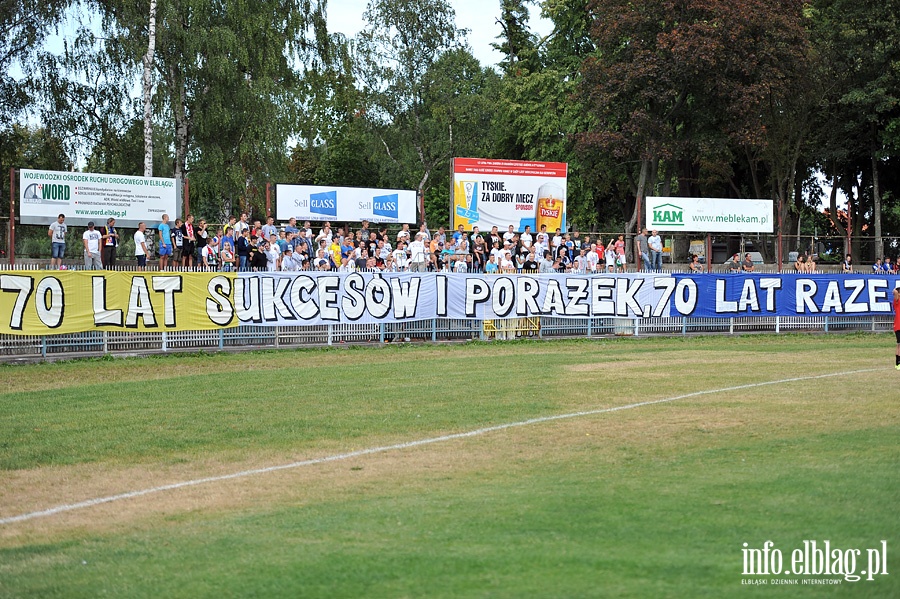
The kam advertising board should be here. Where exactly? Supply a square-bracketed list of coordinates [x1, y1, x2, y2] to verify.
[452, 158, 568, 232]
[19, 169, 180, 228]
[646, 197, 774, 233]
[276, 185, 417, 224]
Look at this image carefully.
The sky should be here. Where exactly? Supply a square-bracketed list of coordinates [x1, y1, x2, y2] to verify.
[326, 0, 552, 68]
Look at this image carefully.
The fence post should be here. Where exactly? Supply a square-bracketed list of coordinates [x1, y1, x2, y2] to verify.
[824, 316, 829, 333]
[328, 324, 333, 346]
[102, 331, 108, 354]
[682, 317, 687, 336]
[41, 336, 46, 358]
[729, 318, 734, 335]
[587, 317, 592, 338]
[218, 328, 224, 350]
[379, 323, 385, 343]
[162, 331, 168, 352]
[431, 318, 436, 342]
[775, 316, 780, 334]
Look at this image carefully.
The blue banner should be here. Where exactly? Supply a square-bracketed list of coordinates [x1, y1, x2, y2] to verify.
[670, 273, 899, 318]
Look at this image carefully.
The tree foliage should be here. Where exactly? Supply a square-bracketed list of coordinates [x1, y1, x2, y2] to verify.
[6, 0, 898, 252]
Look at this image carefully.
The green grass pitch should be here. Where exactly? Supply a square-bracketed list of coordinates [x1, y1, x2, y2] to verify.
[0, 334, 898, 597]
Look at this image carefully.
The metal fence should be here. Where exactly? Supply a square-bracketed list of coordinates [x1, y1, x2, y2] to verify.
[0, 314, 893, 362]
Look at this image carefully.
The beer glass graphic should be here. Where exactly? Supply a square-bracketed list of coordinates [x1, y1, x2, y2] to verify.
[536, 182, 564, 231]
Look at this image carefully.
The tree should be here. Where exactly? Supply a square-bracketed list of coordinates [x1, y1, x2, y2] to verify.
[0, 0, 70, 121]
[810, 0, 900, 260]
[355, 0, 466, 222]
[87, 0, 328, 219]
[142, 0, 157, 177]
[492, 0, 537, 74]
[579, 0, 811, 246]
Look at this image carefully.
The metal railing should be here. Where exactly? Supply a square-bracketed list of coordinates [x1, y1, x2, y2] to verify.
[0, 315, 892, 361]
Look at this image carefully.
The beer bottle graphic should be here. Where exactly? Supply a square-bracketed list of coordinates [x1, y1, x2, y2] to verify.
[536, 183, 564, 231]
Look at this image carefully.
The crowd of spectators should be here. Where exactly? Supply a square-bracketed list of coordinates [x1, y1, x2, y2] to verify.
[146, 216, 639, 275]
[46, 212, 900, 275]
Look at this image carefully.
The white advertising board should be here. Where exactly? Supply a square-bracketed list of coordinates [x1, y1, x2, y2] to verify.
[451, 158, 568, 232]
[276, 185, 417, 224]
[19, 169, 179, 228]
[646, 197, 774, 233]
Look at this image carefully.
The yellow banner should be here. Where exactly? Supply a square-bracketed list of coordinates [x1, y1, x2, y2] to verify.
[0, 271, 237, 335]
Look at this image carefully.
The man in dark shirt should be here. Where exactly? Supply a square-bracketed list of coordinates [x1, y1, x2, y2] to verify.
[236, 229, 251, 271]
[100, 217, 120, 269]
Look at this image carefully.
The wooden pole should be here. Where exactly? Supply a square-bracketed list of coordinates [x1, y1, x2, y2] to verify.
[706, 233, 712, 273]
[183, 178, 190, 219]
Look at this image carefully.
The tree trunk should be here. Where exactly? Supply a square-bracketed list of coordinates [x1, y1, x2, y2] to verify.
[168, 64, 190, 184]
[142, 0, 157, 178]
[626, 159, 651, 263]
[872, 132, 883, 260]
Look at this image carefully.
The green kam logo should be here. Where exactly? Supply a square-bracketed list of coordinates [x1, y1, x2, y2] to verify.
[651, 203, 684, 227]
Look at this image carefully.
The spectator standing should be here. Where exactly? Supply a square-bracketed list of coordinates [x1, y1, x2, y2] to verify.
[48, 213, 67, 269]
[614, 234, 626, 272]
[261, 216, 278, 240]
[180, 215, 196, 268]
[100, 217, 120, 269]
[83, 222, 102, 270]
[634, 228, 651, 272]
[221, 241, 235, 272]
[195, 219, 209, 265]
[604, 240, 616, 272]
[171, 218, 184, 267]
[234, 213, 250, 237]
[157, 214, 172, 270]
[521, 225, 533, 249]
[392, 241, 409, 271]
[408, 233, 428, 272]
[648, 229, 663, 271]
[134, 222, 149, 271]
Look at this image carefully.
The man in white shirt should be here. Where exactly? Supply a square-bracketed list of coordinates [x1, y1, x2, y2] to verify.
[83, 221, 102, 270]
[48, 213, 67, 269]
[551, 228, 563, 252]
[520, 225, 533, 249]
[503, 225, 516, 243]
[266, 234, 281, 271]
[396, 223, 411, 243]
[134, 222, 149, 271]
[408, 233, 428, 272]
[234, 212, 250, 237]
[392, 241, 409, 271]
[280, 246, 299, 271]
[533, 234, 548, 260]
[586, 244, 600, 272]
[648, 229, 663, 271]
[315, 222, 333, 245]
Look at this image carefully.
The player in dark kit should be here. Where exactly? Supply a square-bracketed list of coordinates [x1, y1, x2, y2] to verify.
[893, 287, 900, 370]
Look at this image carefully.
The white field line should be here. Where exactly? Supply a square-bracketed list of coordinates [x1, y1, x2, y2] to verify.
[0, 367, 886, 526]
